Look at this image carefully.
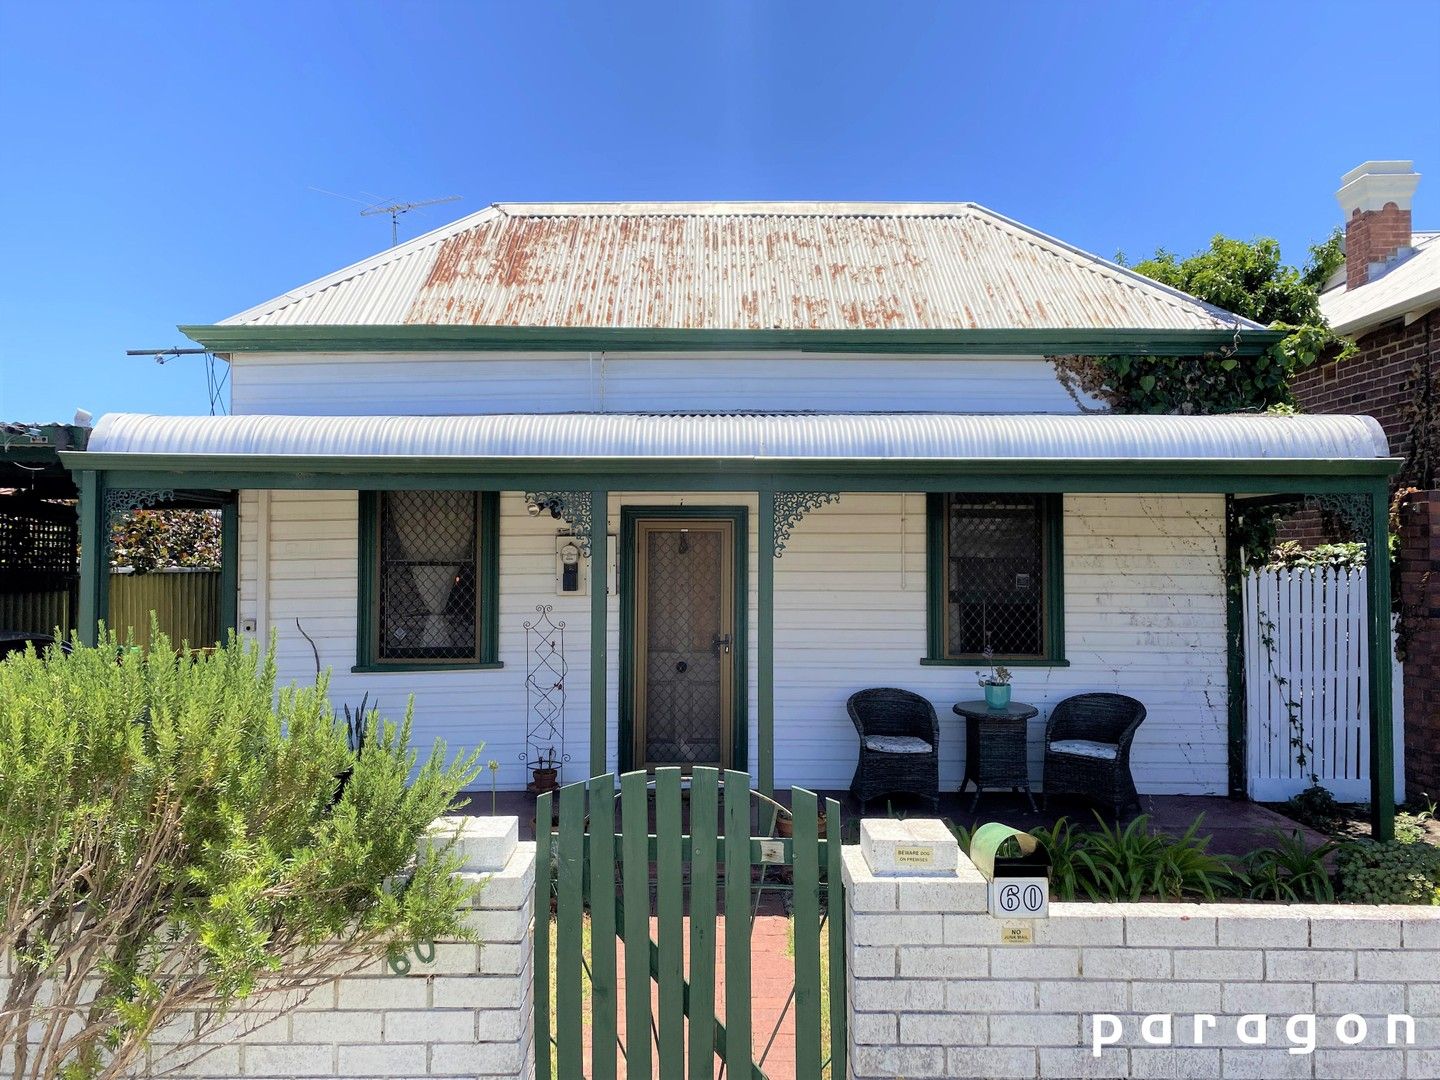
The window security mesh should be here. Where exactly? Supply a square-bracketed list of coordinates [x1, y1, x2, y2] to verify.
[377, 491, 480, 662]
[944, 493, 1046, 658]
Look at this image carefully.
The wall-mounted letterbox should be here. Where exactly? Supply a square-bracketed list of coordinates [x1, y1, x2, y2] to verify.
[968, 822, 1051, 919]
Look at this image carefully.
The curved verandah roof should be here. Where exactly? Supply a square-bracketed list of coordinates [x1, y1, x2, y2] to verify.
[80, 411, 1390, 466]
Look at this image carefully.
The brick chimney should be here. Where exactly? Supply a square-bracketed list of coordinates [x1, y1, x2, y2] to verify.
[1337, 160, 1421, 289]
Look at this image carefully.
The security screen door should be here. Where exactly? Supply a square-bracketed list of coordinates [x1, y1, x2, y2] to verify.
[631, 517, 736, 770]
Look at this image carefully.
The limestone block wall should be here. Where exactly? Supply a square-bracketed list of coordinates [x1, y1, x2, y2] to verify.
[844, 818, 1440, 1080]
[5, 817, 538, 1080]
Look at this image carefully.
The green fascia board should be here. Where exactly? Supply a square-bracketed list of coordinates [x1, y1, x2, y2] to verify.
[178, 323, 1288, 357]
[62, 452, 1403, 494]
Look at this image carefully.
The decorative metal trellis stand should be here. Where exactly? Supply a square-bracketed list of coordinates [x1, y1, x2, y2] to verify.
[522, 604, 569, 793]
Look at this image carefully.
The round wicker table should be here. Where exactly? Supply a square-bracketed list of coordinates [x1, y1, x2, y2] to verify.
[953, 699, 1039, 812]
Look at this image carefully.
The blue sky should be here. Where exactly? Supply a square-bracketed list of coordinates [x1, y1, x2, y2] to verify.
[1, 1, 1436, 420]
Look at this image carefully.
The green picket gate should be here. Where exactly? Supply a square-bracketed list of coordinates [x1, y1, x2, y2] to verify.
[535, 767, 845, 1079]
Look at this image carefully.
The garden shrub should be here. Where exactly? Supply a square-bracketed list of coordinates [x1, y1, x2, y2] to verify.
[1241, 830, 1337, 902]
[0, 630, 480, 1079]
[1075, 815, 1236, 901]
[1284, 782, 1344, 831]
[1393, 801, 1435, 845]
[1026, 814, 1237, 902]
[1337, 840, 1440, 904]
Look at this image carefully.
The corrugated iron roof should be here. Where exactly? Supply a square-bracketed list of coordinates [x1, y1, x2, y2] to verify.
[1320, 231, 1440, 336]
[218, 202, 1260, 334]
[87, 411, 1389, 462]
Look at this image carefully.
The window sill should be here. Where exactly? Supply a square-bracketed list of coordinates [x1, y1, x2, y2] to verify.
[919, 657, 1070, 668]
[351, 662, 505, 674]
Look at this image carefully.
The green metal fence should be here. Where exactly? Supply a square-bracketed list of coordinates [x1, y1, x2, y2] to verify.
[536, 767, 845, 1080]
[108, 570, 221, 649]
[0, 589, 72, 636]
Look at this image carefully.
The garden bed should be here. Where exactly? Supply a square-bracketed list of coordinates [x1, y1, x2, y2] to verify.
[952, 802, 1440, 906]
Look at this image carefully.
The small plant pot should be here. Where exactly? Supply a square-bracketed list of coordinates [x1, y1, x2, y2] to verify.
[983, 683, 1012, 709]
[530, 767, 559, 793]
[775, 811, 827, 839]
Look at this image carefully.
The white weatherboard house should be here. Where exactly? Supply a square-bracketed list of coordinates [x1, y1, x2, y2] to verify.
[64, 202, 1402, 832]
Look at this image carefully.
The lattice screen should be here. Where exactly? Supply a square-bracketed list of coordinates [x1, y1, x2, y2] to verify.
[0, 500, 77, 592]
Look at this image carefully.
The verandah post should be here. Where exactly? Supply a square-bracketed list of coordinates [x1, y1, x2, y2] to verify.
[590, 487, 609, 776]
[218, 495, 239, 642]
[758, 486, 775, 796]
[1366, 483, 1395, 842]
[75, 469, 107, 647]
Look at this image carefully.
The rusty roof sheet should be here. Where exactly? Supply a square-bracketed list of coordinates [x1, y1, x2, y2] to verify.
[218, 202, 1260, 333]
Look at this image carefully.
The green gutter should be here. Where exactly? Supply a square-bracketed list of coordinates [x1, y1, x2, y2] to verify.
[178, 324, 1286, 357]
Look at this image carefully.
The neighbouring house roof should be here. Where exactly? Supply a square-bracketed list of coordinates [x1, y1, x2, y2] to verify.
[1320, 231, 1440, 337]
[1, 422, 89, 500]
[209, 202, 1264, 337]
[85, 411, 1390, 463]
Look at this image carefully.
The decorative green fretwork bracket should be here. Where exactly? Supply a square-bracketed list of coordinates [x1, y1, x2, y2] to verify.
[524, 490, 594, 556]
[773, 491, 840, 556]
[104, 487, 176, 524]
[1302, 492, 1373, 539]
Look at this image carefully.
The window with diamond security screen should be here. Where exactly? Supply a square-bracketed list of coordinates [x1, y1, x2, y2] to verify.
[928, 493, 1064, 662]
[359, 491, 498, 667]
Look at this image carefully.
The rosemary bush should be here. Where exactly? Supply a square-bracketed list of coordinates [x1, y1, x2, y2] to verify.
[0, 631, 480, 1080]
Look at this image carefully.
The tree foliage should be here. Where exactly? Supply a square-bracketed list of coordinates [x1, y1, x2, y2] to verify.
[0, 631, 480, 1079]
[1052, 231, 1353, 414]
[110, 510, 222, 572]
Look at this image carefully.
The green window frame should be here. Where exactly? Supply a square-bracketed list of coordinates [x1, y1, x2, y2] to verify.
[924, 492, 1067, 667]
[355, 490, 501, 672]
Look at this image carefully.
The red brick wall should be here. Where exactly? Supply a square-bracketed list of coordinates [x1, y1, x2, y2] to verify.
[1347, 204, 1415, 288]
[1400, 491, 1440, 799]
[1291, 311, 1439, 799]
[1290, 313, 1436, 468]
[1282, 312, 1437, 546]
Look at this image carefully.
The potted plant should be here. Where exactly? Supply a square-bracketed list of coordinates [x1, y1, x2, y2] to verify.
[977, 650, 1013, 710]
[529, 747, 560, 793]
[774, 808, 827, 839]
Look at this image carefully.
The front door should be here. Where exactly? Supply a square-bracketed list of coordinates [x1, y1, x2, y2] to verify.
[625, 511, 742, 771]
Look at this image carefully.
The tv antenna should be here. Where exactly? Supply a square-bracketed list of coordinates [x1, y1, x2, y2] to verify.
[360, 194, 462, 245]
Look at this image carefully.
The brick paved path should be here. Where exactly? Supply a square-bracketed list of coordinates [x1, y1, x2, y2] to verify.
[576, 904, 801, 1079]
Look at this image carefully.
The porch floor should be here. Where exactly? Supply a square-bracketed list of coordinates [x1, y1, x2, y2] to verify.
[456, 787, 1323, 857]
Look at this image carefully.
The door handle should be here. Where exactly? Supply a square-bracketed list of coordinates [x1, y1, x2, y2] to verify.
[712, 634, 732, 656]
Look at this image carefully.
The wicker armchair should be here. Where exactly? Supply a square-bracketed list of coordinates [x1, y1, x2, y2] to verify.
[1042, 693, 1147, 817]
[847, 688, 940, 812]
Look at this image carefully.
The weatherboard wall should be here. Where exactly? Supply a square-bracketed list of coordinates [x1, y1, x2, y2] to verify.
[225, 351, 1086, 415]
[236, 490, 1227, 794]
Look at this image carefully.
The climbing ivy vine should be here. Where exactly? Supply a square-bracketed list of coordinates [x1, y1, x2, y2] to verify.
[1051, 231, 1352, 415]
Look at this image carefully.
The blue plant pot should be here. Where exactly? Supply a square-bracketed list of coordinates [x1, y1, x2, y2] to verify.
[984, 683, 1012, 710]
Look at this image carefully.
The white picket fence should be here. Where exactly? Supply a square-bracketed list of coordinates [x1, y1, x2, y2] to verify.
[1243, 565, 1404, 802]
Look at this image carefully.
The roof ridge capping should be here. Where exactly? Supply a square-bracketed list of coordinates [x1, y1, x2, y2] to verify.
[491, 200, 988, 216]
